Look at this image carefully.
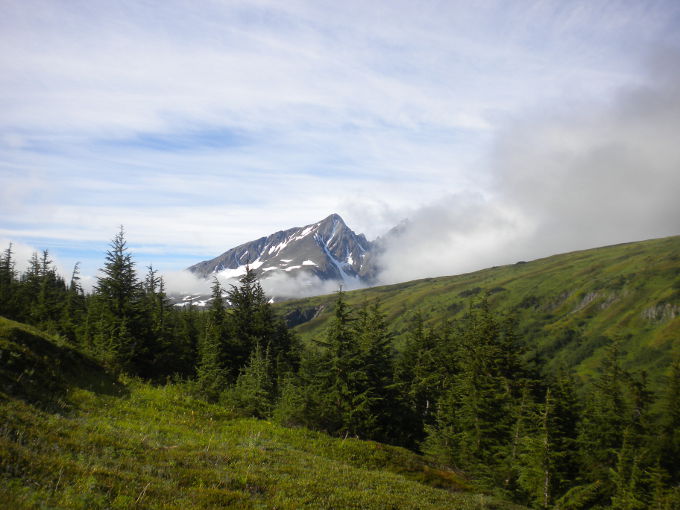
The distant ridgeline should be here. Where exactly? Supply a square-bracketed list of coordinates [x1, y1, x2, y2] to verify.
[1, 231, 679, 509]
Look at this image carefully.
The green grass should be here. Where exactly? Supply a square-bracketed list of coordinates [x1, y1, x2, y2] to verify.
[277, 235, 680, 384]
[0, 317, 123, 408]
[0, 317, 523, 509]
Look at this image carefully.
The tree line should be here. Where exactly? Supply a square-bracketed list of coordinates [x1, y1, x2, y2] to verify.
[1, 229, 679, 509]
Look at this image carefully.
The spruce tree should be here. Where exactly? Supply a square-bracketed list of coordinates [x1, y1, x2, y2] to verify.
[578, 340, 629, 484]
[0, 243, 17, 318]
[610, 428, 647, 510]
[517, 374, 581, 509]
[14, 249, 66, 331]
[459, 300, 514, 476]
[226, 266, 299, 382]
[394, 313, 444, 446]
[36, 250, 65, 330]
[223, 343, 275, 418]
[658, 360, 680, 483]
[518, 388, 554, 509]
[548, 369, 581, 499]
[393, 312, 426, 390]
[321, 289, 371, 436]
[19, 251, 42, 324]
[626, 370, 654, 449]
[139, 265, 177, 379]
[196, 277, 228, 401]
[176, 300, 200, 378]
[355, 299, 396, 441]
[225, 266, 260, 373]
[273, 371, 309, 426]
[93, 227, 143, 371]
[504, 383, 535, 496]
[59, 262, 86, 344]
[274, 345, 330, 429]
[424, 297, 521, 487]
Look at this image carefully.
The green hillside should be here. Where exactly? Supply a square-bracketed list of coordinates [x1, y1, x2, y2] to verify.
[0, 316, 522, 509]
[278, 235, 680, 383]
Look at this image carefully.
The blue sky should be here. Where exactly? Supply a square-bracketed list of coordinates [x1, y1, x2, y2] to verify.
[2, 0, 680, 288]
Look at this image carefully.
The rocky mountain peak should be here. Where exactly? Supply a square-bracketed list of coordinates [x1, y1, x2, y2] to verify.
[186, 214, 374, 290]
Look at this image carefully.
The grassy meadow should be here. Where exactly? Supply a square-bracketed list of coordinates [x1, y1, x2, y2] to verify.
[0, 317, 523, 509]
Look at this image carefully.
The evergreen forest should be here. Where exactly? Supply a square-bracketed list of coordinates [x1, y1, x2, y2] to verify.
[1, 229, 679, 509]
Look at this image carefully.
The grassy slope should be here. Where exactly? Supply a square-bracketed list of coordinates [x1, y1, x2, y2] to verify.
[277, 235, 680, 383]
[0, 317, 523, 509]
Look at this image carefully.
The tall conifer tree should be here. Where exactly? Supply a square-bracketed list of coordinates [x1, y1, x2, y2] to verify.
[578, 341, 628, 483]
[60, 262, 86, 344]
[355, 299, 396, 441]
[224, 343, 275, 418]
[425, 297, 522, 486]
[0, 243, 17, 317]
[226, 266, 298, 381]
[93, 226, 143, 371]
[197, 277, 228, 401]
[321, 290, 370, 436]
[658, 360, 680, 483]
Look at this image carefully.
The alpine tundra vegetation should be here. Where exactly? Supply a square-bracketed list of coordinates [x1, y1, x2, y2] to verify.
[1, 230, 679, 509]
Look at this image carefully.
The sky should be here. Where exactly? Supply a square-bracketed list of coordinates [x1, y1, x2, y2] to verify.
[1, 0, 680, 292]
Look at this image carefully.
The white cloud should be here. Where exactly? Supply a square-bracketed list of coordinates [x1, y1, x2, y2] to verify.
[375, 49, 680, 283]
[161, 270, 213, 296]
[375, 194, 536, 284]
[259, 271, 345, 299]
[0, 237, 69, 277]
[161, 267, 349, 301]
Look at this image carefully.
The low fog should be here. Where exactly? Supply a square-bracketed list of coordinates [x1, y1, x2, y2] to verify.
[162, 268, 352, 301]
[375, 51, 680, 285]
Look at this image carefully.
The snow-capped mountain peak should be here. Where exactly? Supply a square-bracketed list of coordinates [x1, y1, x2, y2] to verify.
[187, 214, 373, 288]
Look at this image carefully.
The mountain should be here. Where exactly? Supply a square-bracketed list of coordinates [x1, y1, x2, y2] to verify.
[187, 213, 373, 287]
[276, 235, 680, 387]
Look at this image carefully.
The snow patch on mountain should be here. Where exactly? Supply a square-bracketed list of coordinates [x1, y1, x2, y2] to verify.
[215, 259, 265, 279]
[295, 225, 315, 240]
[317, 234, 362, 289]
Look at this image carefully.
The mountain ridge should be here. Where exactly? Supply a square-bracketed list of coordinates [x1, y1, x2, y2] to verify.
[187, 213, 374, 287]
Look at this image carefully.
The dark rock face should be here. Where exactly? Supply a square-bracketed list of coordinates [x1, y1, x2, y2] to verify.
[187, 214, 374, 286]
[283, 305, 326, 328]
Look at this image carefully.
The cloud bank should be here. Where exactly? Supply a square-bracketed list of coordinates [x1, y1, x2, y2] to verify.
[375, 50, 680, 284]
[161, 268, 351, 301]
